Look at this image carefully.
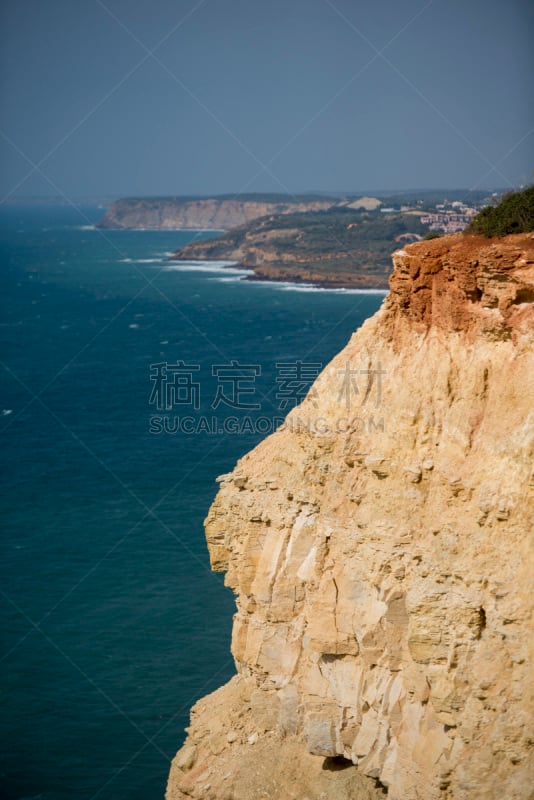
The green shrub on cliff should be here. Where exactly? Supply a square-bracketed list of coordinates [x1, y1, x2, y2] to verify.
[466, 185, 534, 236]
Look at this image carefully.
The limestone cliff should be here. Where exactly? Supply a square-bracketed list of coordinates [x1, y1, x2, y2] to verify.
[167, 233, 534, 800]
[97, 196, 335, 230]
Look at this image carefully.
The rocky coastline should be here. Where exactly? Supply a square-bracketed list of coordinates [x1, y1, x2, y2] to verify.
[167, 211, 422, 290]
[98, 193, 494, 290]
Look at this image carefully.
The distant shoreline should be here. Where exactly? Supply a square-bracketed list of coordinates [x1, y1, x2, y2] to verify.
[97, 192, 492, 290]
[244, 268, 389, 290]
[167, 257, 390, 291]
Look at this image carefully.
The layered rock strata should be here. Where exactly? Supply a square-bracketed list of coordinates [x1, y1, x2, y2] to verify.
[97, 197, 335, 230]
[167, 233, 534, 800]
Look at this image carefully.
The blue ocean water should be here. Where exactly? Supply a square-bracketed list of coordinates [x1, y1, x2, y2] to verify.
[0, 205, 384, 800]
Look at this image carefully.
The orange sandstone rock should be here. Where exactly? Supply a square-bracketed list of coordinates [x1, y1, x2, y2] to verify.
[167, 233, 534, 800]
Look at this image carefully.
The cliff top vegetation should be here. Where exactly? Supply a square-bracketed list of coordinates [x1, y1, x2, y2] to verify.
[466, 185, 534, 236]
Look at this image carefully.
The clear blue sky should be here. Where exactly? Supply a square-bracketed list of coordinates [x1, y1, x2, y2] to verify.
[1, 0, 532, 199]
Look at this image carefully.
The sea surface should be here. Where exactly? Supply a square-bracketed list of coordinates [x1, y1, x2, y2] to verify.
[0, 205, 385, 800]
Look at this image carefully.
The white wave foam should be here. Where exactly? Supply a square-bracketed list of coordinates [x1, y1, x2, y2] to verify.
[245, 279, 314, 290]
[164, 260, 249, 276]
[210, 275, 247, 283]
[169, 259, 239, 267]
[118, 257, 167, 264]
[216, 277, 388, 294]
[281, 285, 388, 295]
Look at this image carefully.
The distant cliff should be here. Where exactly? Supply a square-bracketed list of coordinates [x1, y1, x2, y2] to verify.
[96, 195, 337, 230]
[167, 232, 534, 800]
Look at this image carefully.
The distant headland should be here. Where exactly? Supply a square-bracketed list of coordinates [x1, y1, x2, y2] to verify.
[97, 191, 496, 289]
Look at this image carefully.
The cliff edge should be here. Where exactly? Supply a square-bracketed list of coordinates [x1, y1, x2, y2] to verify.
[167, 233, 534, 800]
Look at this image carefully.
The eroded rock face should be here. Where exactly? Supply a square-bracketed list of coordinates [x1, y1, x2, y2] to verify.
[167, 233, 534, 800]
[97, 197, 335, 230]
